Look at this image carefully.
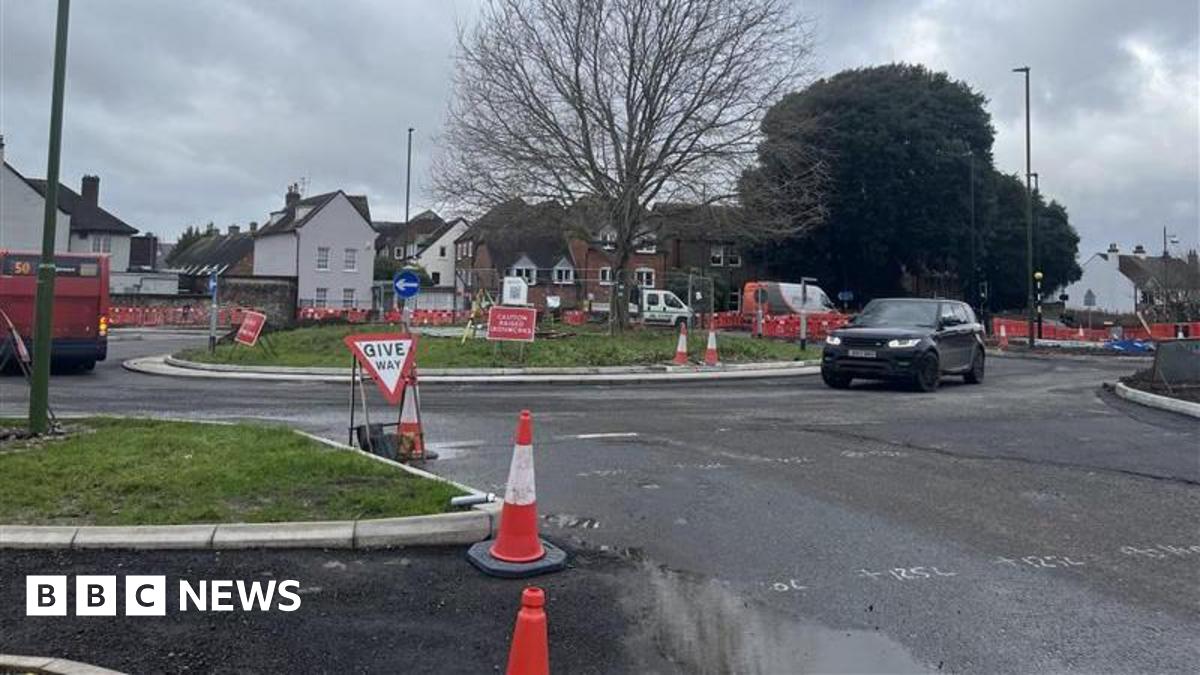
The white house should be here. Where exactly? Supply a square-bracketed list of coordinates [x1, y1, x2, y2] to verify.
[373, 210, 468, 288]
[253, 186, 376, 309]
[1, 139, 70, 251]
[1059, 243, 1200, 314]
[1, 136, 137, 273]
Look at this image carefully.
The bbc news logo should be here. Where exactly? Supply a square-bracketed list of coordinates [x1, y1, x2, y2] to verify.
[27, 576, 302, 616]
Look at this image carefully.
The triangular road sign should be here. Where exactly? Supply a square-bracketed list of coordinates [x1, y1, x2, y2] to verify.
[343, 333, 418, 404]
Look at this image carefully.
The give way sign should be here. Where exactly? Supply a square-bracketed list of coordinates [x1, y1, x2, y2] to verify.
[343, 333, 419, 404]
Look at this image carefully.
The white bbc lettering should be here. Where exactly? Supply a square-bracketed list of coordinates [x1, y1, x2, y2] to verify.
[277, 580, 302, 612]
[26, 575, 67, 616]
[75, 575, 117, 616]
[124, 575, 167, 616]
[179, 579, 206, 611]
[210, 580, 235, 611]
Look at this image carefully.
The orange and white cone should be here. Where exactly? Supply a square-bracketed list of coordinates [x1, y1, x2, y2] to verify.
[999, 324, 1008, 348]
[704, 330, 719, 366]
[491, 410, 544, 562]
[398, 379, 427, 460]
[467, 411, 567, 577]
[505, 587, 550, 675]
[673, 323, 689, 365]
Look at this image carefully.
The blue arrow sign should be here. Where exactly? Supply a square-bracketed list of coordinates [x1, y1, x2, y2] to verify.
[207, 272, 218, 296]
[837, 290, 853, 302]
[394, 270, 421, 299]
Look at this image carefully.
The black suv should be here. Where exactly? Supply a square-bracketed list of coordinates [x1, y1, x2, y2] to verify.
[821, 298, 985, 392]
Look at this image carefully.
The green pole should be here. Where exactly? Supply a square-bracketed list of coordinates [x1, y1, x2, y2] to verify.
[28, 0, 72, 435]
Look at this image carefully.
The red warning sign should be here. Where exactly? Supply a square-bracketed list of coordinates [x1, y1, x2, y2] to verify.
[343, 333, 419, 404]
[235, 311, 267, 346]
[487, 306, 537, 342]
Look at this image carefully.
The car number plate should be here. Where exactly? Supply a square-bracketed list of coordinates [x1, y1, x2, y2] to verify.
[848, 349, 876, 358]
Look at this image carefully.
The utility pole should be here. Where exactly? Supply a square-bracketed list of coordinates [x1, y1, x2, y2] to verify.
[1013, 66, 1034, 347]
[28, 0, 71, 435]
[1030, 172, 1040, 273]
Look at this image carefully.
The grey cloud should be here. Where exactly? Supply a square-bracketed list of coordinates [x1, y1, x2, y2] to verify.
[2, 0, 1195, 259]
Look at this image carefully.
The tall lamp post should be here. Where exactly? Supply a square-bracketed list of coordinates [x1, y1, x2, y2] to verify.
[404, 127, 414, 226]
[28, 0, 72, 435]
[1013, 66, 1034, 347]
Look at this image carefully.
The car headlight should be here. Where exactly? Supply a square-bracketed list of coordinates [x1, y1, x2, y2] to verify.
[825, 335, 842, 346]
[887, 338, 921, 348]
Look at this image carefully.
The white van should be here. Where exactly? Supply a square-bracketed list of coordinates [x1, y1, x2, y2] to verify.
[591, 289, 694, 327]
[639, 289, 693, 327]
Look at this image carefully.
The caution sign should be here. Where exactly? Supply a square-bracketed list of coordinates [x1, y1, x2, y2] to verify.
[235, 311, 267, 346]
[343, 333, 418, 404]
[487, 306, 537, 342]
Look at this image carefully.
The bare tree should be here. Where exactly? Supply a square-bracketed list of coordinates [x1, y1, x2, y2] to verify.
[435, 0, 824, 328]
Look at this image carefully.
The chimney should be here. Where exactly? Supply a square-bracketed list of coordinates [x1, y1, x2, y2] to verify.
[285, 183, 301, 208]
[1188, 249, 1198, 269]
[1106, 243, 1119, 254]
[1133, 244, 1147, 258]
[81, 175, 100, 206]
[228, 225, 241, 235]
[249, 221, 258, 233]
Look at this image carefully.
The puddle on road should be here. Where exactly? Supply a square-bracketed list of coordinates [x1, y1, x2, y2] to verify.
[640, 565, 929, 674]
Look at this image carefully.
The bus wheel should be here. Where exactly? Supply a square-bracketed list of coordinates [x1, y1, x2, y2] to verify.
[79, 359, 96, 372]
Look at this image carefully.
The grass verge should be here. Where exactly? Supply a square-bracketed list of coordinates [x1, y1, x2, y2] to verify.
[179, 323, 819, 368]
[0, 417, 462, 525]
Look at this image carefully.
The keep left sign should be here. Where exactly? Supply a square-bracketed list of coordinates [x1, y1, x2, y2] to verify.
[343, 333, 418, 404]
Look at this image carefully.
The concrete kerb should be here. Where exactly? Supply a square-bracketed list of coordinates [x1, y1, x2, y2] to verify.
[127, 354, 821, 384]
[0, 654, 126, 675]
[1112, 381, 1200, 419]
[0, 425, 496, 551]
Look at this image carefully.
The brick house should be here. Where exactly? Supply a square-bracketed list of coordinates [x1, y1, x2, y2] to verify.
[653, 204, 767, 312]
[454, 198, 666, 311]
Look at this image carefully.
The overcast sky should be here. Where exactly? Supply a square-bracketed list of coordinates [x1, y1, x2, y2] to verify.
[1, 0, 1196, 258]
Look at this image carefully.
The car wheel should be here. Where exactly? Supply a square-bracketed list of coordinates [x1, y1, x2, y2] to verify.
[963, 348, 984, 384]
[822, 369, 852, 389]
[912, 352, 940, 392]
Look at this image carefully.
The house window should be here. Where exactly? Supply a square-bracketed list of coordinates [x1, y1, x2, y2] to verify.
[601, 230, 617, 250]
[728, 290, 741, 312]
[431, 272, 441, 285]
[635, 267, 655, 288]
[507, 267, 536, 285]
[316, 247, 330, 270]
[90, 234, 111, 253]
[599, 267, 613, 285]
[342, 288, 356, 308]
[407, 243, 418, 257]
[726, 248, 741, 267]
[439, 246, 447, 258]
[710, 245, 724, 267]
[315, 287, 328, 308]
[554, 267, 575, 285]
[344, 248, 357, 271]
[635, 237, 656, 254]
[394, 246, 404, 260]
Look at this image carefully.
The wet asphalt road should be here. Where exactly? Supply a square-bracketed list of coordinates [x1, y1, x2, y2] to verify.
[2, 332, 1198, 673]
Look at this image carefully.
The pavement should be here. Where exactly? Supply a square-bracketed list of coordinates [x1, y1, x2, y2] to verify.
[3, 333, 1199, 673]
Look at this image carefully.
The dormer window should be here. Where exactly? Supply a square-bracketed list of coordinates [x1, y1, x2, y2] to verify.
[600, 229, 617, 251]
[634, 236, 656, 254]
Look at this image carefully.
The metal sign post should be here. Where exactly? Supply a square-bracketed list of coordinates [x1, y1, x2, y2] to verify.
[207, 272, 219, 354]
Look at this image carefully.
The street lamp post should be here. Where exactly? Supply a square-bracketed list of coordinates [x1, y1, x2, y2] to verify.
[1034, 271, 1043, 340]
[404, 127, 414, 226]
[1030, 171, 1040, 274]
[28, 0, 72, 435]
[1013, 66, 1034, 348]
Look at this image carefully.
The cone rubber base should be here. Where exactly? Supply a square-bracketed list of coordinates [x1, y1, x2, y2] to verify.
[467, 539, 567, 578]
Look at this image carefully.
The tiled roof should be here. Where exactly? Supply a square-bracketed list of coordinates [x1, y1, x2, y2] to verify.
[256, 191, 371, 237]
[26, 179, 138, 235]
[167, 232, 254, 275]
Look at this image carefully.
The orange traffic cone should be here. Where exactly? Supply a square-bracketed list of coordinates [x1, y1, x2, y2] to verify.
[673, 323, 689, 365]
[467, 411, 567, 577]
[998, 324, 1008, 348]
[398, 377, 434, 461]
[506, 587, 549, 675]
[704, 329, 719, 366]
[491, 411, 544, 562]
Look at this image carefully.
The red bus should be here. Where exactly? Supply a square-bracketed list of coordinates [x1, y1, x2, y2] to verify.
[0, 250, 110, 370]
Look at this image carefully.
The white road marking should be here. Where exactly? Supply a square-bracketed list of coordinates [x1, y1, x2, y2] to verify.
[572, 432, 640, 439]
